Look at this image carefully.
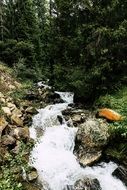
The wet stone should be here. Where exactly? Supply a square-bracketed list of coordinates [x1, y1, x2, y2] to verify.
[27, 170, 38, 181]
[65, 178, 102, 190]
[112, 165, 127, 186]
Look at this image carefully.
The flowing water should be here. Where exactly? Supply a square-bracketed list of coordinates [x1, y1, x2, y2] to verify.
[29, 91, 126, 190]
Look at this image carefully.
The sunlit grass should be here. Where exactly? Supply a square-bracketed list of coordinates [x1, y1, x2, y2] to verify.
[95, 86, 127, 137]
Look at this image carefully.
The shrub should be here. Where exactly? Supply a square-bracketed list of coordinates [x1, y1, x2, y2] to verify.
[0, 40, 17, 66]
[0, 40, 36, 69]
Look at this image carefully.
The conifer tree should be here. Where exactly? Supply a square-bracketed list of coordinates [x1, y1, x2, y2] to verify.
[13, 0, 38, 42]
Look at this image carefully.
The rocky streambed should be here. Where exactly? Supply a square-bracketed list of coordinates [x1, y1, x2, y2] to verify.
[29, 84, 127, 190]
[1, 83, 127, 190]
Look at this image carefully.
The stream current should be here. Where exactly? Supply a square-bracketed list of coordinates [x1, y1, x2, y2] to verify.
[29, 91, 126, 190]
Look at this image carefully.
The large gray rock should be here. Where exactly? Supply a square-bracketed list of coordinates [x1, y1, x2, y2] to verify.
[62, 108, 93, 127]
[75, 118, 109, 166]
[66, 178, 102, 190]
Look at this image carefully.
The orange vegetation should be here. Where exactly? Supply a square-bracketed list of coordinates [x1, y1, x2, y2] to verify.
[98, 108, 123, 121]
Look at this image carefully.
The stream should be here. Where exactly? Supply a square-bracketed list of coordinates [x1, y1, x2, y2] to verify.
[29, 91, 126, 190]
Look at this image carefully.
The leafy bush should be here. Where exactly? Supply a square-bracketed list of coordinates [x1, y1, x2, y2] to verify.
[0, 141, 33, 190]
[13, 58, 37, 81]
[0, 40, 17, 66]
[0, 40, 36, 68]
[13, 41, 35, 67]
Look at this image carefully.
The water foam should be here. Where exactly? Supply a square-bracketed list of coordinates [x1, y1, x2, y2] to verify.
[29, 92, 126, 190]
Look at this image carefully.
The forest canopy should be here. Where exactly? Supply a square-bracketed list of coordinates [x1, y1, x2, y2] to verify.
[0, 0, 127, 103]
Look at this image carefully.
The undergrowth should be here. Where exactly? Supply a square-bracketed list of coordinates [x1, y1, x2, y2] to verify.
[10, 80, 33, 102]
[0, 141, 34, 190]
[95, 86, 127, 138]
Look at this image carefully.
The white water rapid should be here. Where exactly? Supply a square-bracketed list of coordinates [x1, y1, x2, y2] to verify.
[29, 91, 126, 190]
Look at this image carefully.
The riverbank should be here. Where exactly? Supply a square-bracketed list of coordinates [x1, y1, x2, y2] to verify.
[0, 63, 127, 189]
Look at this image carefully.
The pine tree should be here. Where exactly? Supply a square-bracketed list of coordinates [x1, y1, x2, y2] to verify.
[13, 0, 38, 42]
[0, 0, 4, 40]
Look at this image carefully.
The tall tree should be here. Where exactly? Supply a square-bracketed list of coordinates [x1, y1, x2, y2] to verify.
[0, 0, 4, 40]
[13, 0, 39, 42]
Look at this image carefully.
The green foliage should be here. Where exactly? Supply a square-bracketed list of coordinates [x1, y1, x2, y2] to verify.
[0, 0, 43, 81]
[0, 40, 36, 67]
[0, 171, 23, 190]
[0, 40, 38, 80]
[0, 40, 17, 66]
[10, 81, 33, 102]
[106, 141, 127, 163]
[95, 87, 127, 138]
[0, 141, 34, 190]
[45, 0, 127, 102]
[0, 0, 127, 102]
[14, 42, 36, 66]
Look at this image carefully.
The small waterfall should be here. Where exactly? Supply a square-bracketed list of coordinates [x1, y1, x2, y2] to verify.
[82, 162, 126, 190]
[29, 91, 126, 190]
[55, 91, 74, 104]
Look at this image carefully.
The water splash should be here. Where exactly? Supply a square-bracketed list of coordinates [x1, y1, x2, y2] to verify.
[29, 92, 126, 190]
[55, 91, 74, 104]
[83, 162, 126, 190]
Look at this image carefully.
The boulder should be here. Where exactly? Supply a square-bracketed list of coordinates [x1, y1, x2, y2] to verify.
[6, 97, 13, 103]
[79, 151, 102, 166]
[26, 90, 40, 101]
[7, 102, 16, 111]
[11, 127, 30, 140]
[112, 165, 127, 186]
[75, 118, 109, 166]
[27, 170, 38, 181]
[41, 89, 61, 103]
[8, 84, 15, 90]
[62, 108, 92, 126]
[2, 107, 11, 116]
[72, 115, 83, 123]
[98, 108, 123, 121]
[66, 178, 102, 190]
[12, 108, 22, 117]
[2, 135, 16, 146]
[11, 114, 23, 126]
[25, 107, 38, 114]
